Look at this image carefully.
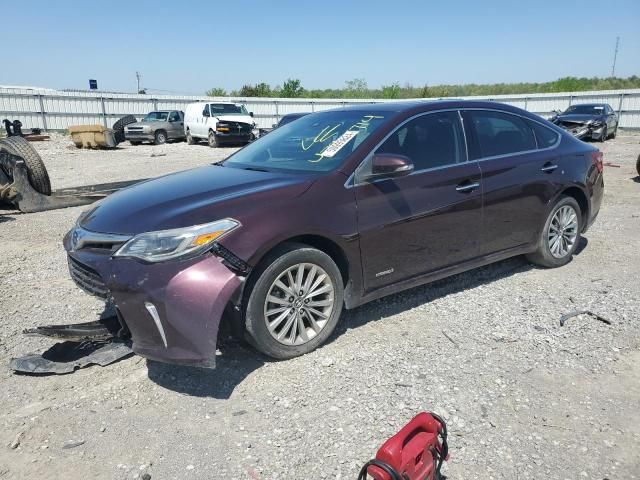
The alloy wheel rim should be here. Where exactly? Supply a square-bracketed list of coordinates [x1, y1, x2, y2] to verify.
[548, 205, 578, 258]
[263, 263, 335, 346]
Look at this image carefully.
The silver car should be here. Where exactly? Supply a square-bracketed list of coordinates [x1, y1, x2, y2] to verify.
[125, 110, 185, 145]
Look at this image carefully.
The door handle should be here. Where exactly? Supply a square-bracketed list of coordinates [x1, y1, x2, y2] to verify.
[455, 182, 480, 192]
[541, 164, 558, 173]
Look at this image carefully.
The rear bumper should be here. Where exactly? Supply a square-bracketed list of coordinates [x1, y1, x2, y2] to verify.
[63, 232, 242, 368]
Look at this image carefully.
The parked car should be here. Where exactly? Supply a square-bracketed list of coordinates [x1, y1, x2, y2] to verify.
[64, 100, 604, 367]
[259, 112, 310, 137]
[124, 110, 185, 145]
[184, 102, 256, 147]
[549, 103, 618, 141]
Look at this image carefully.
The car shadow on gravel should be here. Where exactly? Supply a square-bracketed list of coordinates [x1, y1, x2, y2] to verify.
[146, 240, 589, 398]
[335, 240, 588, 337]
[146, 340, 265, 399]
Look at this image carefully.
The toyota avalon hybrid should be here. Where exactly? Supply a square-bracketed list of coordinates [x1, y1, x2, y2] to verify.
[65, 100, 604, 367]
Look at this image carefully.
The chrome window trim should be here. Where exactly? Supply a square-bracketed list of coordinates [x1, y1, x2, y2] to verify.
[346, 108, 468, 188]
[344, 107, 562, 188]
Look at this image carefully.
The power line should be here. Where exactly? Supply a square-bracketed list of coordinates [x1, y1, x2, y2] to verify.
[611, 37, 620, 77]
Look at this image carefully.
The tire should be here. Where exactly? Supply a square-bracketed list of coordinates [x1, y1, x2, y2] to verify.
[526, 196, 582, 268]
[599, 126, 607, 142]
[186, 130, 196, 145]
[208, 130, 218, 148]
[112, 115, 137, 132]
[0, 136, 52, 195]
[244, 243, 344, 359]
[636, 154, 640, 176]
[154, 130, 167, 145]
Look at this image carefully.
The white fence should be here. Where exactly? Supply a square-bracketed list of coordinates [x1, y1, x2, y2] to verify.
[1, 86, 640, 131]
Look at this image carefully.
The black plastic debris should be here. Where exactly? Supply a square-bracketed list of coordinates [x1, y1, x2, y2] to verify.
[10, 340, 133, 375]
[559, 310, 612, 327]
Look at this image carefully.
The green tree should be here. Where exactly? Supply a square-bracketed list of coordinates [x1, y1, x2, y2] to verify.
[344, 78, 369, 98]
[205, 87, 227, 97]
[382, 82, 401, 99]
[281, 78, 304, 98]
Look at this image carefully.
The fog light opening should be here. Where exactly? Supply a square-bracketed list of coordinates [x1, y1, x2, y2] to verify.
[144, 302, 168, 348]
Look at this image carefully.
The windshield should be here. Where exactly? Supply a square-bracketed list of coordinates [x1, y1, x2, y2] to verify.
[223, 110, 389, 173]
[143, 111, 169, 122]
[564, 105, 606, 115]
[210, 104, 248, 116]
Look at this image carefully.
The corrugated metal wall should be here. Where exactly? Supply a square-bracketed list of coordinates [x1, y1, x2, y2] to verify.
[1, 87, 639, 130]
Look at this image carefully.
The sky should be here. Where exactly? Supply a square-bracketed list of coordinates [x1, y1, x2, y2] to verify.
[3, 0, 639, 94]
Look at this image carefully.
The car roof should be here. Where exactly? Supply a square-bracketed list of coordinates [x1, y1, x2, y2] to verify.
[328, 99, 526, 114]
[569, 103, 608, 107]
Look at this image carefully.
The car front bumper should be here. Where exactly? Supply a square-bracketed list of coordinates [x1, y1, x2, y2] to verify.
[125, 132, 155, 142]
[63, 232, 243, 368]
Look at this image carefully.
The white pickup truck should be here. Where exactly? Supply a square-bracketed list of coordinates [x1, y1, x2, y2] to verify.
[184, 102, 256, 147]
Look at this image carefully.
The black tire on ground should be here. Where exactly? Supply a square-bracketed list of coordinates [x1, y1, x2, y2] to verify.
[113, 130, 126, 144]
[599, 126, 607, 142]
[0, 136, 52, 195]
[154, 130, 167, 145]
[208, 130, 218, 148]
[186, 130, 196, 145]
[129, 141, 141, 146]
[112, 115, 137, 132]
[526, 196, 582, 268]
[244, 243, 344, 359]
[636, 154, 640, 176]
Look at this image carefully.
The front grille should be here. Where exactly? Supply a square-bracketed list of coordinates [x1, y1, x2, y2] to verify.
[218, 121, 252, 135]
[559, 121, 586, 129]
[68, 256, 110, 299]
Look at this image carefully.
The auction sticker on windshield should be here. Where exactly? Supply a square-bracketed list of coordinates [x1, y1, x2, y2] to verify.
[319, 130, 359, 158]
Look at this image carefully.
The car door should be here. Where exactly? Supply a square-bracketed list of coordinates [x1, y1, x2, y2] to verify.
[167, 111, 183, 138]
[461, 109, 560, 256]
[354, 110, 482, 292]
[606, 105, 617, 131]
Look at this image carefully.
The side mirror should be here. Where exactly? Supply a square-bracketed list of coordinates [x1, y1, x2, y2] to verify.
[249, 112, 254, 117]
[203, 110, 210, 117]
[364, 154, 413, 181]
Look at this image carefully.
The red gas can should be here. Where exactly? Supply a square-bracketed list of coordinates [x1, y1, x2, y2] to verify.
[362, 412, 448, 480]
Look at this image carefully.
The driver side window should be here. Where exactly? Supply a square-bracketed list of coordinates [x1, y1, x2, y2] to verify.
[169, 111, 180, 122]
[375, 111, 466, 171]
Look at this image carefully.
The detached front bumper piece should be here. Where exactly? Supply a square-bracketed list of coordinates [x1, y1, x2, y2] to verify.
[63, 232, 243, 368]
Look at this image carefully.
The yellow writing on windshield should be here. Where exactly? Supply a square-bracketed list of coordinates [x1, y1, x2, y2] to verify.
[301, 124, 341, 151]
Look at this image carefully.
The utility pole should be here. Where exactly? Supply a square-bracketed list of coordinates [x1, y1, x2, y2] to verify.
[136, 71, 142, 93]
[611, 37, 620, 77]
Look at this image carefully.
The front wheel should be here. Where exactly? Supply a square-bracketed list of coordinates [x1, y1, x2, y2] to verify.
[244, 244, 344, 359]
[208, 130, 218, 148]
[599, 126, 608, 142]
[154, 130, 167, 145]
[526, 196, 582, 268]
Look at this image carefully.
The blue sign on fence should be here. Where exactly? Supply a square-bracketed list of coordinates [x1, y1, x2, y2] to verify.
[89, 79, 98, 90]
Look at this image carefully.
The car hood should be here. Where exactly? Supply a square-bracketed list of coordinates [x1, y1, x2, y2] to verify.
[79, 165, 313, 235]
[213, 114, 254, 125]
[555, 114, 604, 124]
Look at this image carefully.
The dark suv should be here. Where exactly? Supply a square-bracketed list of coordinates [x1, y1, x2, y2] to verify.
[65, 100, 604, 367]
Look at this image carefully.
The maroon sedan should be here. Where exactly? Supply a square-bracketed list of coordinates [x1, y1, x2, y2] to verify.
[64, 100, 604, 367]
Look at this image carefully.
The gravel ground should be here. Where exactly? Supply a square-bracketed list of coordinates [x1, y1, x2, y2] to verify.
[0, 134, 639, 480]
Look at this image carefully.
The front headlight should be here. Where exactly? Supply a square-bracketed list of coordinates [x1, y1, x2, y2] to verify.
[113, 219, 239, 262]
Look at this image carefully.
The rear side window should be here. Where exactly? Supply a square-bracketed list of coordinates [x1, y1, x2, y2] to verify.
[467, 110, 536, 158]
[376, 111, 466, 170]
[528, 120, 559, 149]
[168, 111, 180, 122]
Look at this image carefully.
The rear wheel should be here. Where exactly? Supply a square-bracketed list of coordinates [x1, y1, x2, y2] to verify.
[208, 130, 218, 148]
[0, 136, 52, 195]
[154, 130, 167, 145]
[244, 244, 344, 359]
[636, 154, 640, 176]
[526, 196, 582, 268]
